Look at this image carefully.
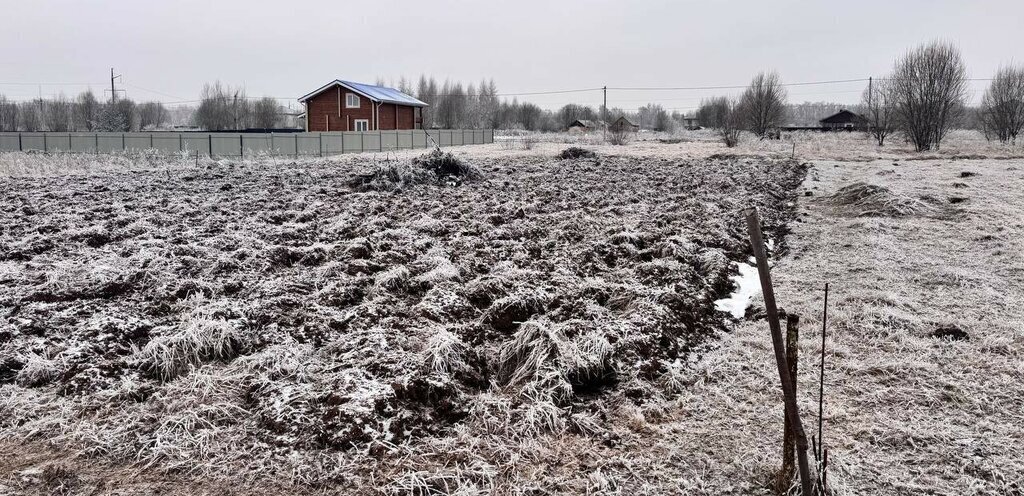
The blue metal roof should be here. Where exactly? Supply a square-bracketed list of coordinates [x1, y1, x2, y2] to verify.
[298, 80, 428, 107]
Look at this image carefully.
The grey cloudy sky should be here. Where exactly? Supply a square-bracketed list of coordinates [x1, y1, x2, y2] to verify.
[2, 0, 1020, 111]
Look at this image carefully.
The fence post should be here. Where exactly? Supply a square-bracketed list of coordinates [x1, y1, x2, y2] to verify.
[239, 134, 244, 158]
[293, 135, 298, 158]
[150, 133, 154, 150]
[179, 134, 183, 154]
[18, 132, 22, 152]
[95, 134, 99, 155]
[319, 133, 323, 157]
[43, 133, 47, 153]
[208, 134, 213, 158]
[379, 129, 382, 152]
[359, 132, 363, 153]
[122, 133, 126, 151]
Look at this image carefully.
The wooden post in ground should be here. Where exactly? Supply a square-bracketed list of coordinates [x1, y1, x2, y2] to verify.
[745, 207, 813, 496]
[777, 312, 800, 492]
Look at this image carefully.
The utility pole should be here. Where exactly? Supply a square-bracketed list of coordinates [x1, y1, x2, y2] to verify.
[867, 77, 873, 108]
[602, 85, 607, 141]
[108, 68, 123, 103]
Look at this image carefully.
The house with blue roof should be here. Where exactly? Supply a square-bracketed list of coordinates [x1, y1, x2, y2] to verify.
[298, 80, 428, 132]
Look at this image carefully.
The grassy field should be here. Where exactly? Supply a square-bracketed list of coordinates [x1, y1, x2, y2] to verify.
[1, 132, 1022, 495]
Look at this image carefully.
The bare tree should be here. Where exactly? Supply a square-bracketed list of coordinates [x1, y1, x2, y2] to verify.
[252, 97, 279, 129]
[979, 65, 1024, 144]
[18, 102, 42, 131]
[719, 98, 743, 147]
[696, 97, 731, 129]
[138, 101, 169, 130]
[0, 95, 18, 132]
[74, 90, 100, 131]
[739, 71, 788, 138]
[861, 79, 895, 146]
[518, 102, 543, 131]
[889, 41, 968, 151]
[435, 80, 466, 129]
[43, 94, 74, 132]
[194, 82, 252, 131]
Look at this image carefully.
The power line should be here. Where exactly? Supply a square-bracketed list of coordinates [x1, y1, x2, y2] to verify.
[608, 78, 871, 91]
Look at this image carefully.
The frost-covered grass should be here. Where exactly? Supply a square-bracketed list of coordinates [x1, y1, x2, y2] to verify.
[0, 146, 805, 493]
[2, 139, 1015, 494]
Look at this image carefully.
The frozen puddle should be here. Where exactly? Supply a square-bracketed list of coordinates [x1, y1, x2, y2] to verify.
[714, 239, 774, 318]
[714, 261, 761, 318]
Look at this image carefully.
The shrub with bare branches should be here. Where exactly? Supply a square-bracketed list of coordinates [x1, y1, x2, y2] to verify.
[979, 65, 1024, 144]
[739, 71, 787, 139]
[889, 41, 968, 151]
[861, 79, 896, 146]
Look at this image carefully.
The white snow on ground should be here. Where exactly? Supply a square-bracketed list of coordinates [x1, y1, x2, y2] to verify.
[713, 261, 761, 318]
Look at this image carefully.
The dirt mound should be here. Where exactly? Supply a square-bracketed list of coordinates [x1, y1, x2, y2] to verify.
[351, 150, 481, 191]
[828, 182, 940, 217]
[558, 147, 597, 160]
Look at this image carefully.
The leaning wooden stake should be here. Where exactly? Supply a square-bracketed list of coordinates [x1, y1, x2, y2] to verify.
[744, 207, 814, 496]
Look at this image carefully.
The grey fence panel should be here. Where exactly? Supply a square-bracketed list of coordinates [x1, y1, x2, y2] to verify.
[0, 130, 491, 157]
[243, 134, 274, 155]
[397, 131, 413, 149]
[381, 131, 398, 151]
[272, 134, 298, 156]
[211, 133, 243, 157]
[20, 133, 44, 151]
[40, 134, 71, 152]
[121, 133, 149, 151]
[412, 131, 426, 148]
[426, 130, 440, 147]
[297, 134, 321, 156]
[97, 135, 123, 153]
[321, 133, 344, 155]
[362, 132, 380, 152]
[69, 133, 98, 153]
[152, 134, 182, 154]
[0, 133, 20, 151]
[341, 133, 361, 152]
[182, 135, 211, 155]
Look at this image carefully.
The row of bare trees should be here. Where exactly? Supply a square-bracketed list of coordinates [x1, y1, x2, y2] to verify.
[0, 91, 169, 132]
[861, 41, 1023, 149]
[695, 41, 1020, 151]
[696, 71, 788, 147]
[192, 82, 282, 131]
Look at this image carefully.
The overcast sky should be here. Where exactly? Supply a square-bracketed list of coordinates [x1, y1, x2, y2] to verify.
[2, 0, 1020, 111]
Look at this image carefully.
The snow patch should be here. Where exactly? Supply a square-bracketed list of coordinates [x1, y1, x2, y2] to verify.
[714, 262, 761, 319]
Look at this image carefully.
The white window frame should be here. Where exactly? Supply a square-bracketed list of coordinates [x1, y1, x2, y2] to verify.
[346, 93, 360, 108]
[354, 119, 369, 132]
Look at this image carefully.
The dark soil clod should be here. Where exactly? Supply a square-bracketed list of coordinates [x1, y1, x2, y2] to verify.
[932, 325, 969, 341]
[558, 147, 597, 160]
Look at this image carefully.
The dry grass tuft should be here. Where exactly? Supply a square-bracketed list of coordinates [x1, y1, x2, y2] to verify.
[135, 318, 253, 381]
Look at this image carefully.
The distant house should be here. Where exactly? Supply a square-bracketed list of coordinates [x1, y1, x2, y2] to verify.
[680, 116, 700, 129]
[567, 119, 601, 133]
[298, 80, 428, 132]
[610, 116, 640, 132]
[819, 110, 867, 131]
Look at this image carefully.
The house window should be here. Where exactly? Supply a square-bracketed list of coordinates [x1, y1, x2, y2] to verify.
[346, 93, 360, 108]
[354, 119, 369, 131]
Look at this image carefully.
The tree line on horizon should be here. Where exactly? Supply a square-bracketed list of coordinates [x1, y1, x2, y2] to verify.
[695, 41, 1024, 150]
[0, 91, 171, 133]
